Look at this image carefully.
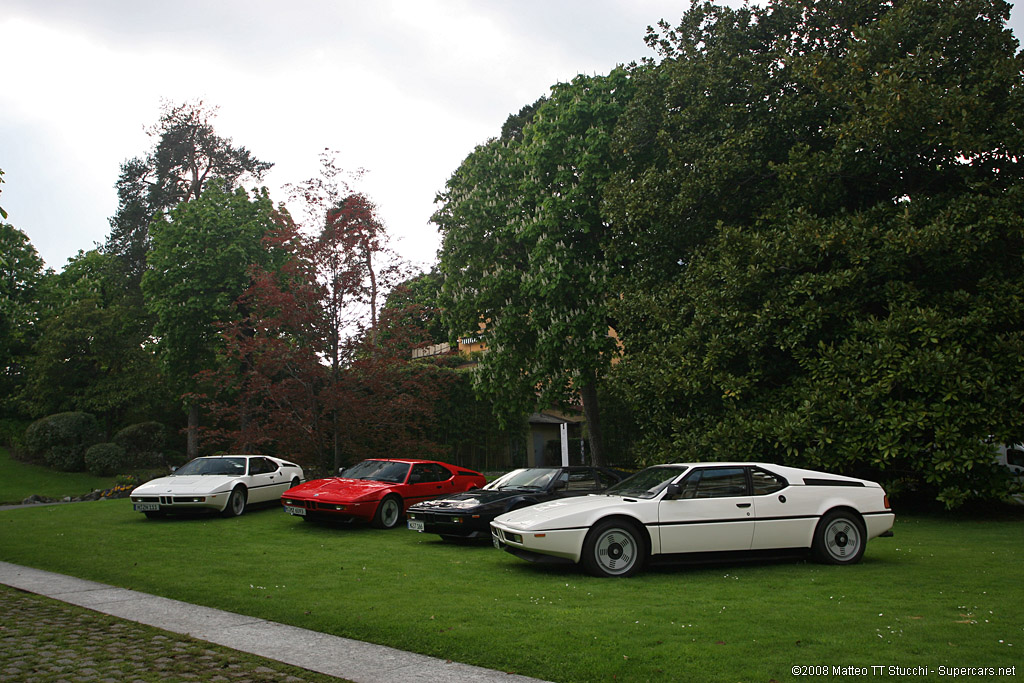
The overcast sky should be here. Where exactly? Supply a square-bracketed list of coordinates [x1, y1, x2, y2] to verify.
[2, 1, 1022, 273]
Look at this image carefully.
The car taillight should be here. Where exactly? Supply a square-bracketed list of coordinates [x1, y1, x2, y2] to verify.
[883, 494, 891, 510]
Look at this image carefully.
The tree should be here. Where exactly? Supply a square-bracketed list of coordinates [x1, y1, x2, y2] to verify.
[605, 0, 1024, 506]
[0, 168, 9, 220]
[0, 221, 45, 420]
[198, 154, 416, 471]
[142, 181, 280, 458]
[24, 250, 169, 433]
[106, 100, 273, 288]
[380, 270, 447, 348]
[435, 70, 635, 466]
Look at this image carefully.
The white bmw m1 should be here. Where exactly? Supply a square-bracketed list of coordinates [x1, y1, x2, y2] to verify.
[130, 455, 304, 518]
[490, 462, 894, 577]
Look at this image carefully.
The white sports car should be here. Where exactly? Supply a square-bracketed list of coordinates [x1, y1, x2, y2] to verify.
[129, 455, 304, 518]
[491, 462, 895, 577]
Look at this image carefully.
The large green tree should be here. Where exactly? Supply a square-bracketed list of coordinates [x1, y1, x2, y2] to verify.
[606, 0, 1024, 506]
[24, 250, 168, 433]
[107, 100, 273, 289]
[0, 221, 45, 421]
[435, 70, 635, 466]
[142, 181, 279, 458]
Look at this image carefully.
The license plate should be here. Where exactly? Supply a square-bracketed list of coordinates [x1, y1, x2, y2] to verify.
[284, 505, 306, 516]
[408, 520, 424, 531]
[134, 503, 159, 512]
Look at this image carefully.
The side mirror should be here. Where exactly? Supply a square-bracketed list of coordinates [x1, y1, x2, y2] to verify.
[552, 480, 567, 490]
[664, 483, 682, 499]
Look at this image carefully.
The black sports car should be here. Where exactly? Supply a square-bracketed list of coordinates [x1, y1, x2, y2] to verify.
[406, 466, 623, 541]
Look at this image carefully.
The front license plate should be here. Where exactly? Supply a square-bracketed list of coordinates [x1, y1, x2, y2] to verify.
[134, 503, 159, 512]
[408, 520, 424, 531]
[284, 505, 306, 516]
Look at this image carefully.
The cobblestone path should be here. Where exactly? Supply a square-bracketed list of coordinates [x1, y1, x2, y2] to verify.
[0, 585, 348, 682]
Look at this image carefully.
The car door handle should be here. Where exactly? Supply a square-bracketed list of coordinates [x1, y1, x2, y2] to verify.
[736, 503, 751, 508]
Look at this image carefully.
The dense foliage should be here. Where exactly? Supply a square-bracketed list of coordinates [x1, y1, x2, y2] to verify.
[112, 422, 169, 469]
[23, 412, 101, 472]
[605, 0, 1024, 505]
[434, 71, 635, 465]
[0, 222, 45, 418]
[83, 442, 129, 476]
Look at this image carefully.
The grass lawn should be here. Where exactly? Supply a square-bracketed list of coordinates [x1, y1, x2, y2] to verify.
[1, 500, 1021, 682]
[0, 447, 117, 504]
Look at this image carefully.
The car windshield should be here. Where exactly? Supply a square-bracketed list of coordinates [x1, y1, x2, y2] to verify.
[174, 457, 247, 476]
[492, 468, 559, 491]
[340, 459, 411, 483]
[603, 465, 689, 499]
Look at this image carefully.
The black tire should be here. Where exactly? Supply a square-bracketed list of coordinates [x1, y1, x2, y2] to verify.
[290, 477, 300, 489]
[221, 487, 248, 518]
[372, 495, 403, 529]
[812, 509, 866, 565]
[581, 519, 646, 578]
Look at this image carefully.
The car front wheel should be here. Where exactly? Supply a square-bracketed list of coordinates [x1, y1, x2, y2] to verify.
[372, 495, 402, 529]
[812, 510, 866, 565]
[581, 519, 646, 578]
[221, 487, 247, 518]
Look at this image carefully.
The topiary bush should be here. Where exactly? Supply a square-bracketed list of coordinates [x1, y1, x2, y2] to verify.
[84, 442, 129, 476]
[113, 421, 168, 468]
[23, 412, 101, 472]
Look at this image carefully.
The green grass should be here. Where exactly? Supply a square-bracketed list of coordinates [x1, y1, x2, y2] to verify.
[0, 447, 117, 504]
[1, 501, 1021, 682]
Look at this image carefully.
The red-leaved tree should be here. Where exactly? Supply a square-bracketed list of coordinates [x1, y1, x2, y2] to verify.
[197, 153, 447, 473]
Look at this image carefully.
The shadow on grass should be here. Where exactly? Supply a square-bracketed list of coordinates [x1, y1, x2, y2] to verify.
[128, 500, 286, 522]
[492, 546, 895, 580]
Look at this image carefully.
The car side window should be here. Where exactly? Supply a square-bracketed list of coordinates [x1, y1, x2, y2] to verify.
[684, 468, 748, 498]
[410, 464, 430, 482]
[249, 458, 275, 475]
[750, 468, 786, 495]
[565, 469, 599, 492]
[411, 464, 447, 483]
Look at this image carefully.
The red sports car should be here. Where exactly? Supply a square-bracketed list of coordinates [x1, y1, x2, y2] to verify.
[281, 458, 486, 528]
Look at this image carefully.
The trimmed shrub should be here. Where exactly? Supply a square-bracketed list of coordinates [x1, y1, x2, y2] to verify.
[113, 421, 168, 468]
[23, 412, 101, 472]
[84, 442, 129, 476]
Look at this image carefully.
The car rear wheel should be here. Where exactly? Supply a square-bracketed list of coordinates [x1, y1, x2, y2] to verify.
[372, 495, 402, 529]
[812, 510, 866, 565]
[221, 487, 247, 518]
[581, 519, 646, 578]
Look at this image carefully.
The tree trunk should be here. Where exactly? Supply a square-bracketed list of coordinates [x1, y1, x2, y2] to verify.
[332, 410, 342, 474]
[579, 379, 606, 467]
[187, 401, 199, 460]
